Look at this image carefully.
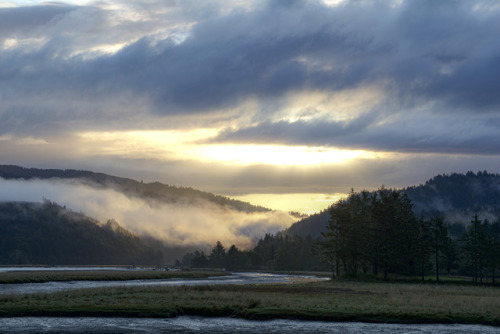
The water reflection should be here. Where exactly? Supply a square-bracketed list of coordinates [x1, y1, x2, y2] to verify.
[0, 317, 498, 334]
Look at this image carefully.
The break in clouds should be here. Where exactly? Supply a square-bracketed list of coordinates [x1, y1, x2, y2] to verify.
[0, 178, 296, 249]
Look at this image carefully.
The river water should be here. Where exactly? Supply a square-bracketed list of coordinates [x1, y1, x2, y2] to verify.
[0, 272, 328, 295]
[0, 269, 498, 333]
[0, 316, 498, 334]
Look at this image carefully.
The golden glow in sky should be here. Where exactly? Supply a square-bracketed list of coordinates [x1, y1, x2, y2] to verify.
[233, 193, 345, 215]
[79, 130, 378, 166]
[75, 129, 380, 213]
[191, 145, 374, 166]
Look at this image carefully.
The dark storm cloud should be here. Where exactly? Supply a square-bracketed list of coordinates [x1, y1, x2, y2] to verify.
[1, 0, 500, 149]
[387, 1, 500, 111]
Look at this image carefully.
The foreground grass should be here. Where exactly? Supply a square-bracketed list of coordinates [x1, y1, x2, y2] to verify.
[0, 269, 228, 284]
[1, 279, 499, 326]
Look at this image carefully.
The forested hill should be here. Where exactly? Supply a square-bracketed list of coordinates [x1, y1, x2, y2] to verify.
[286, 171, 500, 238]
[0, 200, 163, 265]
[405, 171, 500, 216]
[0, 165, 269, 213]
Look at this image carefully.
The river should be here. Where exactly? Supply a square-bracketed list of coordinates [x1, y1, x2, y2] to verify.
[0, 269, 498, 333]
[0, 316, 498, 333]
[0, 271, 328, 295]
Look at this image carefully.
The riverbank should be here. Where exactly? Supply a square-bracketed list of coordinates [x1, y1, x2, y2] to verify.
[1, 279, 499, 326]
[0, 269, 229, 284]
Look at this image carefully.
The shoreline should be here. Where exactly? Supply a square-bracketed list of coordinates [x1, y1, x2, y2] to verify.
[0, 269, 229, 284]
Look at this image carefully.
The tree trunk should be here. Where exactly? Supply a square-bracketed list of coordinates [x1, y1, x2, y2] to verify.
[421, 258, 425, 282]
[383, 247, 388, 280]
[435, 253, 439, 282]
[435, 239, 439, 282]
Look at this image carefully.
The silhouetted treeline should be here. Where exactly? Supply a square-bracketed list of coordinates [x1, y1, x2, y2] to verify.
[0, 164, 270, 213]
[320, 189, 500, 283]
[181, 236, 329, 272]
[0, 200, 163, 265]
[181, 187, 500, 283]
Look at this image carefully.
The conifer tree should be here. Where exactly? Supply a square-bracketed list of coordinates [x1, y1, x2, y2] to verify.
[209, 241, 226, 268]
[463, 215, 486, 283]
[416, 216, 433, 281]
[429, 215, 449, 282]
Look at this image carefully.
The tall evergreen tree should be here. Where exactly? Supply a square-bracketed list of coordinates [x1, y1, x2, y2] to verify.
[416, 216, 433, 281]
[371, 188, 416, 279]
[225, 244, 249, 271]
[463, 215, 487, 283]
[429, 215, 449, 282]
[483, 221, 500, 284]
[442, 237, 459, 275]
[209, 241, 226, 268]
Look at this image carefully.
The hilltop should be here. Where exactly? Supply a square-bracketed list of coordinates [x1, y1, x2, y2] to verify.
[0, 164, 270, 214]
[286, 171, 500, 238]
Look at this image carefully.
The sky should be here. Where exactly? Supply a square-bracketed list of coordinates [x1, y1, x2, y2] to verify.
[1, 0, 500, 214]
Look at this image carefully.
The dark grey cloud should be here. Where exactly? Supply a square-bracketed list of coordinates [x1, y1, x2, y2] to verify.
[214, 112, 500, 154]
[1, 0, 500, 150]
[0, 5, 76, 35]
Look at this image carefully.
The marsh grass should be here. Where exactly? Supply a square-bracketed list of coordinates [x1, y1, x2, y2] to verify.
[1, 280, 499, 325]
[0, 270, 228, 284]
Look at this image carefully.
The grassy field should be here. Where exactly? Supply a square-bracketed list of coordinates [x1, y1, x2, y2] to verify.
[0, 269, 229, 284]
[1, 277, 500, 326]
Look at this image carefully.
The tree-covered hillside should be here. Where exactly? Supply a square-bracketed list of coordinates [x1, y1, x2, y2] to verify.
[0, 165, 270, 213]
[286, 171, 500, 238]
[0, 200, 163, 265]
[286, 209, 330, 239]
[405, 171, 500, 216]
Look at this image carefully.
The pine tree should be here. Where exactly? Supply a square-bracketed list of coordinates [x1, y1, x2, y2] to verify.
[483, 221, 500, 284]
[371, 188, 416, 279]
[429, 215, 449, 282]
[416, 216, 433, 281]
[463, 215, 486, 283]
[209, 241, 226, 268]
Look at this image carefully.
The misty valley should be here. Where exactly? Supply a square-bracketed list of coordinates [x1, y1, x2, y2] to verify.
[2, 165, 500, 282]
[2, 165, 500, 328]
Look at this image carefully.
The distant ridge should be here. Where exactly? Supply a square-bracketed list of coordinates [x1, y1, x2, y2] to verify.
[286, 171, 500, 238]
[0, 164, 270, 213]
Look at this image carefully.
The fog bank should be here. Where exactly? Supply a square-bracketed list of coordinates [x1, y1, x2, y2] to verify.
[0, 178, 296, 249]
